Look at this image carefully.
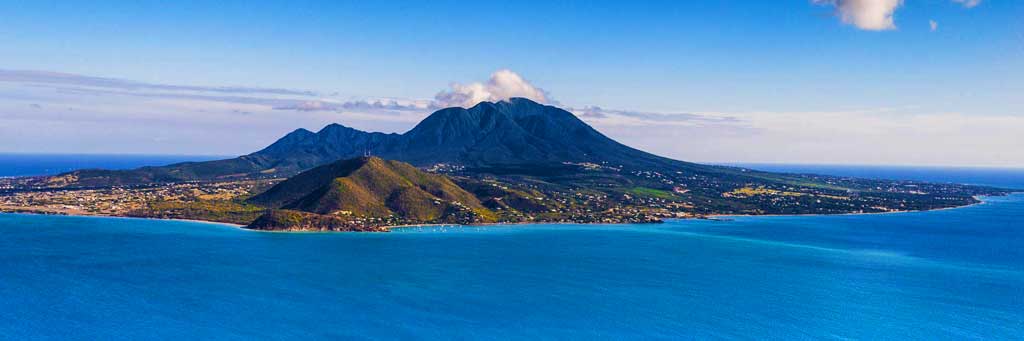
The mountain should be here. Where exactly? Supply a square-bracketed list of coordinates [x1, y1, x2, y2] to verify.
[53, 98, 705, 186]
[245, 156, 495, 231]
[41, 98, 1009, 220]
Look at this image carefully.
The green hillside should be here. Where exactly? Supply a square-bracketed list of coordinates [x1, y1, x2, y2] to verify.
[246, 157, 496, 231]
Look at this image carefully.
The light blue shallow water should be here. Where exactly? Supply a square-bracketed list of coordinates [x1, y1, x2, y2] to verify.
[1, 193, 1022, 339]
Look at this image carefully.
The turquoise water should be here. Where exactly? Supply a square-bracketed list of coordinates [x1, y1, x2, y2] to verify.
[1, 193, 1022, 339]
[2, 165, 1024, 338]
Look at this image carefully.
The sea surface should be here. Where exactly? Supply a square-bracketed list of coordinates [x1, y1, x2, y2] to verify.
[1, 166, 1023, 339]
[0, 154, 229, 177]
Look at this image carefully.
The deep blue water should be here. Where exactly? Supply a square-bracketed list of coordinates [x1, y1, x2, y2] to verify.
[0, 154, 229, 177]
[1, 167, 1023, 339]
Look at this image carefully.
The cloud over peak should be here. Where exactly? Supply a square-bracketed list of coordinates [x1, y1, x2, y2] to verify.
[433, 69, 550, 108]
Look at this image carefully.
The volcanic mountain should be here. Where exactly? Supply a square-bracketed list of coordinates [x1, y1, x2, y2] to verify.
[58, 98, 708, 186]
[40, 97, 1009, 220]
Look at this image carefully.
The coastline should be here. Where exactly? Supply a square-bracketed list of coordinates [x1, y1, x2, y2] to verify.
[4, 192, 1019, 232]
[704, 193, 1021, 220]
[4, 191, 1019, 231]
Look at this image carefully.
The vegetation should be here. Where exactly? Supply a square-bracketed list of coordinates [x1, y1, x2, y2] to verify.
[128, 200, 266, 225]
[626, 187, 679, 200]
[247, 209, 387, 232]
[246, 157, 496, 230]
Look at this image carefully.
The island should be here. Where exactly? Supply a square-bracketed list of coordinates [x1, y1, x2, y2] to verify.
[0, 98, 1012, 231]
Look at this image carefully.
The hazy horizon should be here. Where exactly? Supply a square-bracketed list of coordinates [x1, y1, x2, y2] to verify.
[1, 1, 1021, 167]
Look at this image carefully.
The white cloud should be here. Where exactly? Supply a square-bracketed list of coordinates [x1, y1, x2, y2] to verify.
[433, 69, 550, 108]
[813, 0, 982, 31]
[272, 99, 431, 113]
[952, 0, 982, 8]
[813, 0, 903, 31]
[273, 100, 338, 112]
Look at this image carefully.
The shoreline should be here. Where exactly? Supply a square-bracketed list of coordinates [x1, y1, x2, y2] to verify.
[703, 194, 1013, 220]
[4, 192, 1019, 232]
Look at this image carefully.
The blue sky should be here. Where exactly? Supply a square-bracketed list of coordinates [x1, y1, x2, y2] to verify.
[1, 1, 1021, 166]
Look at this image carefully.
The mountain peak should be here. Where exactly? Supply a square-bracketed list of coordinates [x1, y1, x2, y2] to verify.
[495, 97, 542, 106]
[60, 100, 686, 185]
[281, 128, 315, 139]
[318, 122, 354, 133]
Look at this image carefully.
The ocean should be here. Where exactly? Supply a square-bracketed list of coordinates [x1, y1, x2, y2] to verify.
[0, 153, 229, 177]
[1, 162, 1023, 338]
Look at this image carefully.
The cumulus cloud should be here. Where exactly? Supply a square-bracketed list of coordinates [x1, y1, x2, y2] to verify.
[813, 0, 982, 31]
[813, 0, 903, 31]
[273, 69, 556, 112]
[952, 0, 981, 8]
[433, 69, 550, 108]
[271, 99, 430, 113]
[272, 100, 337, 112]
[339, 99, 434, 112]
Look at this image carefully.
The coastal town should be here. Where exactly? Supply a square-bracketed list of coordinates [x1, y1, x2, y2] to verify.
[1, 161, 1007, 230]
[0, 179, 275, 219]
[0, 174, 683, 228]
